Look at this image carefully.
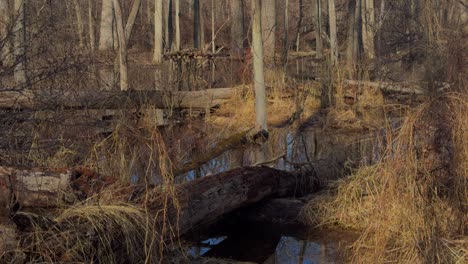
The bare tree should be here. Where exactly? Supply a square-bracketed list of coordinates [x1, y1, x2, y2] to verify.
[175, 0, 180, 50]
[72, 0, 85, 49]
[283, 0, 289, 64]
[230, 0, 244, 58]
[87, 0, 95, 51]
[346, 0, 361, 75]
[112, 0, 128, 91]
[0, 0, 11, 65]
[314, 0, 323, 59]
[125, 0, 142, 46]
[328, 0, 338, 65]
[14, 0, 27, 85]
[153, 0, 163, 63]
[99, 0, 114, 51]
[262, 0, 276, 62]
[362, 0, 375, 59]
[193, 0, 201, 48]
[252, 0, 267, 134]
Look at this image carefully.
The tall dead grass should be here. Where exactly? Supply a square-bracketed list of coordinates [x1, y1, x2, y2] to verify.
[301, 93, 467, 263]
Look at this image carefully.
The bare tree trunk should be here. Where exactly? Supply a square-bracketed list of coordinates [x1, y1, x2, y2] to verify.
[328, 0, 338, 65]
[13, 0, 27, 85]
[125, 0, 142, 46]
[361, 0, 375, 59]
[112, 0, 128, 91]
[314, 0, 323, 59]
[193, 0, 201, 48]
[230, 0, 244, 58]
[0, 0, 11, 65]
[164, 0, 173, 51]
[283, 0, 289, 64]
[99, 0, 114, 51]
[153, 0, 163, 64]
[174, 0, 180, 50]
[252, 0, 267, 134]
[211, 0, 215, 53]
[346, 0, 361, 76]
[262, 0, 276, 63]
[295, 0, 303, 52]
[87, 0, 95, 52]
[72, 0, 85, 49]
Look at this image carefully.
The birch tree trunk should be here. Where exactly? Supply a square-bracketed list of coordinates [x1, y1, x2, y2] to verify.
[328, 0, 338, 65]
[174, 0, 180, 50]
[262, 0, 276, 63]
[252, 0, 267, 134]
[13, 0, 27, 85]
[153, 0, 163, 64]
[87, 0, 95, 52]
[125, 0, 142, 46]
[99, 0, 114, 51]
[230, 0, 244, 58]
[72, 0, 85, 49]
[112, 0, 128, 91]
[361, 0, 375, 59]
[314, 0, 323, 59]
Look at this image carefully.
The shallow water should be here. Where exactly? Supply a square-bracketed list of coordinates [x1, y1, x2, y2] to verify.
[188, 222, 357, 263]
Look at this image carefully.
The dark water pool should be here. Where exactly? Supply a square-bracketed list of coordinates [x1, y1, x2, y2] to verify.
[187, 222, 357, 263]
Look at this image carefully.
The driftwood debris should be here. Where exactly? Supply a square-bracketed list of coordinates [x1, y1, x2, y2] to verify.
[0, 87, 239, 110]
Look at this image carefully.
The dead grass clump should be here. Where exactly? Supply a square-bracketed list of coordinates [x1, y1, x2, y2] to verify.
[301, 93, 468, 263]
[14, 204, 161, 263]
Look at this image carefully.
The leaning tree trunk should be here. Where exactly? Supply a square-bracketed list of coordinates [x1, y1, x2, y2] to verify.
[230, 0, 244, 58]
[153, 0, 163, 63]
[124, 0, 142, 46]
[98, 0, 114, 51]
[314, 0, 323, 59]
[13, 0, 27, 85]
[328, 0, 338, 65]
[262, 0, 276, 63]
[112, 0, 128, 91]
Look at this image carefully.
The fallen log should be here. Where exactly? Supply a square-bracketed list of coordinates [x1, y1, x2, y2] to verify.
[0, 87, 240, 110]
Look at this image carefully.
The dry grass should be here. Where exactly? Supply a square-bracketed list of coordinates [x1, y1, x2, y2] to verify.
[301, 93, 468, 263]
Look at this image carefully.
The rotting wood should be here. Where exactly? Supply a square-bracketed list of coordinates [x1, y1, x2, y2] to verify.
[0, 87, 240, 110]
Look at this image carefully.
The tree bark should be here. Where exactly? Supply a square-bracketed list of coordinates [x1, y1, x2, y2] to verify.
[283, 0, 289, 64]
[112, 0, 129, 91]
[98, 0, 114, 51]
[13, 0, 27, 85]
[251, 0, 268, 135]
[230, 0, 244, 58]
[346, 0, 361, 76]
[153, 0, 163, 63]
[262, 0, 276, 63]
[328, 0, 338, 65]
